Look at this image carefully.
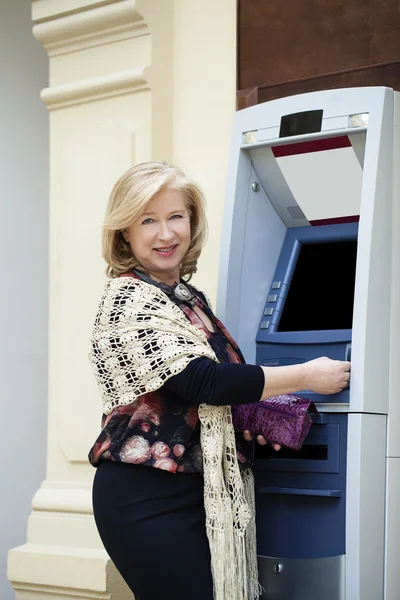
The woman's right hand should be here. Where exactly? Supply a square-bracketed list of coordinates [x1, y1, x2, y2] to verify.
[300, 357, 350, 395]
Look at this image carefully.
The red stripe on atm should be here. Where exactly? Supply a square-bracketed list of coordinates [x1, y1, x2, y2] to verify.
[309, 215, 360, 226]
[272, 136, 351, 157]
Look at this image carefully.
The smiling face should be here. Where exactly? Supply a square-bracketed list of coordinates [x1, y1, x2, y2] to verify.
[122, 187, 191, 285]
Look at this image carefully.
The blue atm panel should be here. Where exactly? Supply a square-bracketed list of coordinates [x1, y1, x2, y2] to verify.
[254, 414, 347, 560]
[253, 413, 348, 600]
[256, 222, 358, 404]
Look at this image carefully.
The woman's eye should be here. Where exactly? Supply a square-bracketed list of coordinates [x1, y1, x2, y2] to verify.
[170, 214, 183, 220]
[141, 218, 154, 225]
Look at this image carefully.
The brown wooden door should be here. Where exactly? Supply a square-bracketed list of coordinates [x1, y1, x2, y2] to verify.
[237, 0, 400, 108]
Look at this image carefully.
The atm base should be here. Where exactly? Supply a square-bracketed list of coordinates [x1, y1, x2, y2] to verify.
[258, 554, 345, 600]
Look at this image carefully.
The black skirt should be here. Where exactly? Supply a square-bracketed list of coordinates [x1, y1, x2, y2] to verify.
[93, 461, 214, 600]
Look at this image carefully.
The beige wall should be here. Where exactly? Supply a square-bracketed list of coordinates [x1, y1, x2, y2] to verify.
[8, 1, 236, 598]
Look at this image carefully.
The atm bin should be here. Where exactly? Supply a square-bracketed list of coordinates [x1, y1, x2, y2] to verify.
[254, 414, 347, 600]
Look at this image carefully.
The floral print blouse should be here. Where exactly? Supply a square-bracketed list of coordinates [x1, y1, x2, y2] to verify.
[88, 276, 251, 473]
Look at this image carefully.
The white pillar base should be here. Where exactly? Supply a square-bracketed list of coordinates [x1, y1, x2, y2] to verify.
[8, 481, 133, 599]
[9, 545, 132, 600]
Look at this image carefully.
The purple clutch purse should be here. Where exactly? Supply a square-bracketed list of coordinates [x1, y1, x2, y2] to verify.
[231, 394, 318, 451]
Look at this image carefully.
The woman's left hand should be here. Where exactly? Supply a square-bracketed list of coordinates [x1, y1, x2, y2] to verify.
[243, 430, 281, 451]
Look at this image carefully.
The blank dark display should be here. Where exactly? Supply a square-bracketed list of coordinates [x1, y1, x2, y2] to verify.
[277, 241, 357, 332]
[279, 110, 323, 138]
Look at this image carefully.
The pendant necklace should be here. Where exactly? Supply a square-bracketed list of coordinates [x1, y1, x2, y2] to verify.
[133, 269, 196, 306]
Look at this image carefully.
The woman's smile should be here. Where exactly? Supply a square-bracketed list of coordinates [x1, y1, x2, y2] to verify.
[153, 244, 179, 257]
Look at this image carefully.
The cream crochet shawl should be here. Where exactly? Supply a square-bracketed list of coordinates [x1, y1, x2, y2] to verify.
[89, 276, 260, 600]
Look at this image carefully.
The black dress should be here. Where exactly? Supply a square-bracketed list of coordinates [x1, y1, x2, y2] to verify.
[90, 276, 264, 600]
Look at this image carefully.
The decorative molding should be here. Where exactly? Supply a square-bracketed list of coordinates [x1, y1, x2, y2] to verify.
[11, 581, 111, 600]
[32, 481, 93, 514]
[41, 66, 150, 110]
[32, 0, 121, 23]
[33, 0, 146, 57]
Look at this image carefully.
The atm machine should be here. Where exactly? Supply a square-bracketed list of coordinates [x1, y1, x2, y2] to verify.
[217, 88, 400, 600]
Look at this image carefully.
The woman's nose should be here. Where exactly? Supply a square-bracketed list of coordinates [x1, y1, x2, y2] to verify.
[158, 221, 174, 241]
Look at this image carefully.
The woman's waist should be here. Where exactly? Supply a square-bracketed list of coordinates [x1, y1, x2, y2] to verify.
[90, 430, 252, 474]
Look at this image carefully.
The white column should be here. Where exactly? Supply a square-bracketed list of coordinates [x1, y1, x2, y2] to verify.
[8, 0, 236, 598]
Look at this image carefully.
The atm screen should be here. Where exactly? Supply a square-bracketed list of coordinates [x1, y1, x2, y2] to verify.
[277, 240, 357, 332]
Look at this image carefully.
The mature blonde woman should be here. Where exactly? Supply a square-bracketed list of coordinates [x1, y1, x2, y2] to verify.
[88, 161, 350, 600]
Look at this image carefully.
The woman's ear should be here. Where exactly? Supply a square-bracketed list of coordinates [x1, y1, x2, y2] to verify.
[121, 229, 130, 243]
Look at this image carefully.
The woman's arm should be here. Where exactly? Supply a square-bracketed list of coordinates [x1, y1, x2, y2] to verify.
[165, 359, 265, 406]
[165, 356, 350, 406]
[260, 357, 350, 399]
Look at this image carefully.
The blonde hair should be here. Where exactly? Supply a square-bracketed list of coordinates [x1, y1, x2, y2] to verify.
[102, 161, 208, 279]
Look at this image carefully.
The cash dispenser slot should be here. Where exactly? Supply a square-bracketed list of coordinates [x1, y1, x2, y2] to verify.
[255, 422, 340, 473]
[257, 442, 328, 461]
[259, 487, 341, 498]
